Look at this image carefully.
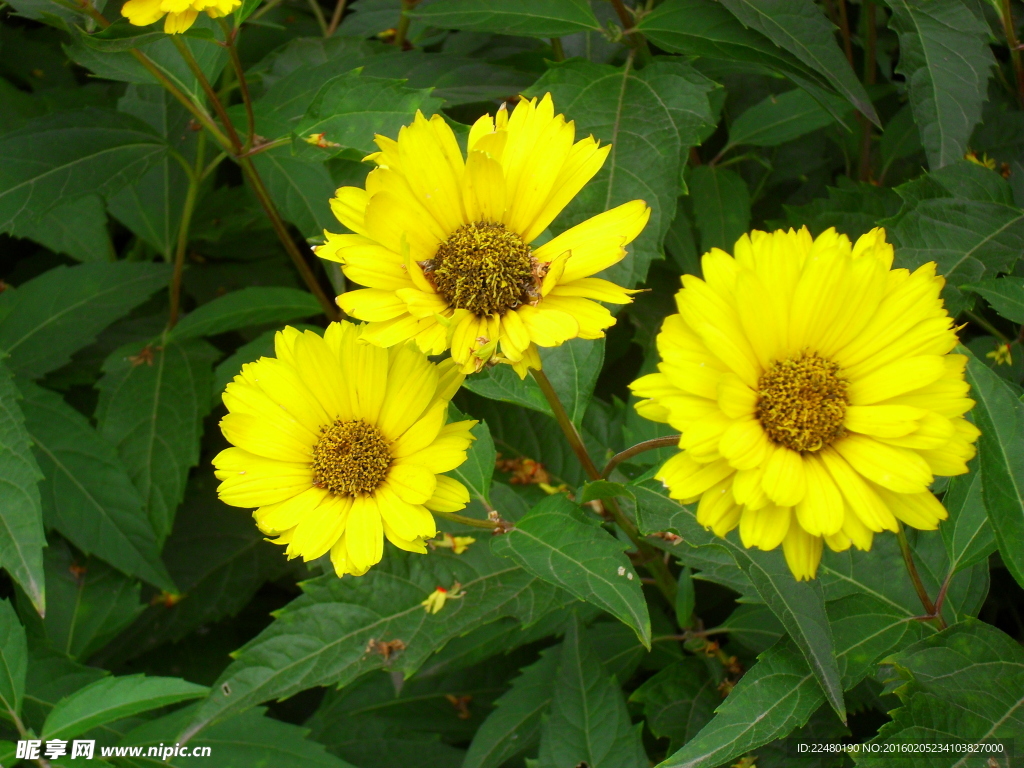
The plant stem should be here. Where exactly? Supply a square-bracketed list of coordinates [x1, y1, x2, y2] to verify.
[966, 310, 1010, 342]
[550, 36, 565, 61]
[306, 0, 329, 36]
[602, 435, 681, 479]
[608, 0, 650, 60]
[896, 524, 945, 627]
[531, 368, 678, 604]
[326, 0, 347, 35]
[218, 17, 255, 149]
[858, 0, 877, 181]
[168, 132, 206, 329]
[1000, 0, 1024, 108]
[432, 509, 507, 531]
[239, 157, 341, 320]
[836, 0, 853, 66]
[171, 36, 244, 151]
[395, 0, 419, 48]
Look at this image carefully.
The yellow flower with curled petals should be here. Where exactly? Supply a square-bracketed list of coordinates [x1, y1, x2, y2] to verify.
[316, 93, 651, 377]
[122, 0, 239, 34]
[213, 321, 477, 577]
[630, 227, 979, 580]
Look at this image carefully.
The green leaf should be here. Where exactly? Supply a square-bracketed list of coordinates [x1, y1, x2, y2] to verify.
[120, 704, 357, 767]
[182, 545, 574, 737]
[17, 379, 173, 591]
[578, 480, 633, 504]
[169, 287, 321, 342]
[728, 88, 849, 149]
[463, 647, 560, 768]
[637, 0, 838, 104]
[536, 615, 647, 768]
[463, 338, 605, 427]
[448, 406, 496, 506]
[107, 85, 195, 260]
[631, 657, 716, 751]
[782, 179, 902, 241]
[861, 619, 1024, 765]
[0, 598, 27, 720]
[941, 467, 996, 574]
[95, 340, 218, 543]
[251, 149, 336, 240]
[0, 360, 45, 614]
[12, 195, 114, 263]
[410, 0, 599, 36]
[37, 539, 145, 661]
[962, 276, 1024, 323]
[294, 71, 442, 153]
[963, 348, 1024, 589]
[717, 603, 784, 654]
[0, 108, 166, 233]
[21, 646, 108, 731]
[717, 0, 877, 125]
[526, 59, 717, 287]
[887, 0, 995, 169]
[879, 103, 924, 178]
[41, 674, 207, 741]
[0, 262, 171, 380]
[492, 494, 651, 646]
[660, 639, 823, 768]
[885, 161, 1024, 315]
[674, 565, 695, 628]
[687, 165, 751, 254]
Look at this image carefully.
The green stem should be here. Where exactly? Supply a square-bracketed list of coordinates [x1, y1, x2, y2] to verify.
[306, 0, 329, 36]
[966, 310, 1010, 342]
[239, 157, 341, 321]
[171, 35, 244, 151]
[531, 368, 678, 604]
[326, 0, 348, 35]
[1000, 0, 1024, 108]
[896, 524, 944, 628]
[432, 509, 507, 531]
[836, 0, 853, 66]
[607, 0, 650, 61]
[168, 133, 206, 329]
[602, 435, 680, 479]
[395, 0, 418, 47]
[218, 17, 255, 149]
[550, 36, 565, 61]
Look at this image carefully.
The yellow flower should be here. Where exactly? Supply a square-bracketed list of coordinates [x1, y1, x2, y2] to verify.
[630, 227, 979, 580]
[122, 0, 239, 34]
[213, 321, 477, 577]
[986, 342, 1013, 366]
[421, 583, 465, 613]
[317, 94, 651, 377]
[433, 533, 476, 554]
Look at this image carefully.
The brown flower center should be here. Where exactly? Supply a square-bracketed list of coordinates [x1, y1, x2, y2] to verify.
[425, 222, 543, 316]
[755, 353, 848, 453]
[312, 419, 392, 495]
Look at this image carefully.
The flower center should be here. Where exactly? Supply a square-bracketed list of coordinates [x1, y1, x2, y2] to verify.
[312, 419, 392, 496]
[755, 353, 848, 453]
[426, 222, 542, 316]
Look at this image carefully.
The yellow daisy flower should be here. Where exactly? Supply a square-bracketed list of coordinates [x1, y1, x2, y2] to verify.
[630, 227, 979, 580]
[212, 321, 477, 577]
[316, 94, 651, 376]
[122, 0, 239, 34]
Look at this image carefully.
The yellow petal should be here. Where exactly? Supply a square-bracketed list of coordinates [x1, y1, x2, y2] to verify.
[833, 434, 932, 493]
[376, 482, 436, 541]
[872, 486, 948, 530]
[656, 453, 734, 502]
[346, 493, 384, 572]
[213, 447, 313, 508]
[254, 486, 330, 535]
[846, 356, 946, 405]
[762, 445, 807, 507]
[794, 454, 844, 537]
[782, 524, 823, 581]
[386, 462, 437, 505]
[425, 475, 471, 512]
[739, 503, 790, 550]
[843, 404, 926, 438]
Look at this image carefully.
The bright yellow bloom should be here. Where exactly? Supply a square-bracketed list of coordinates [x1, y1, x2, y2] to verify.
[122, 0, 239, 34]
[213, 321, 477, 577]
[631, 227, 979, 580]
[317, 94, 651, 377]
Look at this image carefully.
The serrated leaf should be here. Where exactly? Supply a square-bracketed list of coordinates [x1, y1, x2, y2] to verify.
[251, 149, 336, 240]
[182, 545, 573, 738]
[0, 599, 27, 720]
[782, 179, 902, 241]
[463, 647, 560, 768]
[630, 657, 716, 751]
[962, 276, 1024, 323]
[95, 340, 218, 543]
[294, 71, 442, 153]
[21, 646, 108, 731]
[525, 59, 717, 287]
[941, 467, 996, 575]
[860, 619, 1023, 766]
[0, 108, 166, 232]
[410, 0, 599, 36]
[0, 360, 45, 614]
[728, 88, 849, 149]
[687, 165, 751, 254]
[0, 262, 171, 380]
[963, 348, 1024, 589]
[18, 380, 173, 591]
[536, 615, 647, 768]
[120, 705, 357, 768]
[169, 287, 321, 342]
[879, 103, 924, 178]
[42, 675, 206, 741]
[492, 494, 651, 646]
[12, 195, 114, 263]
[37, 539, 145, 661]
[887, 0, 995, 169]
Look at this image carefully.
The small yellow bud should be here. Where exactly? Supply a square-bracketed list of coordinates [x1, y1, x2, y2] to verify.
[987, 342, 1013, 366]
[420, 582, 465, 614]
